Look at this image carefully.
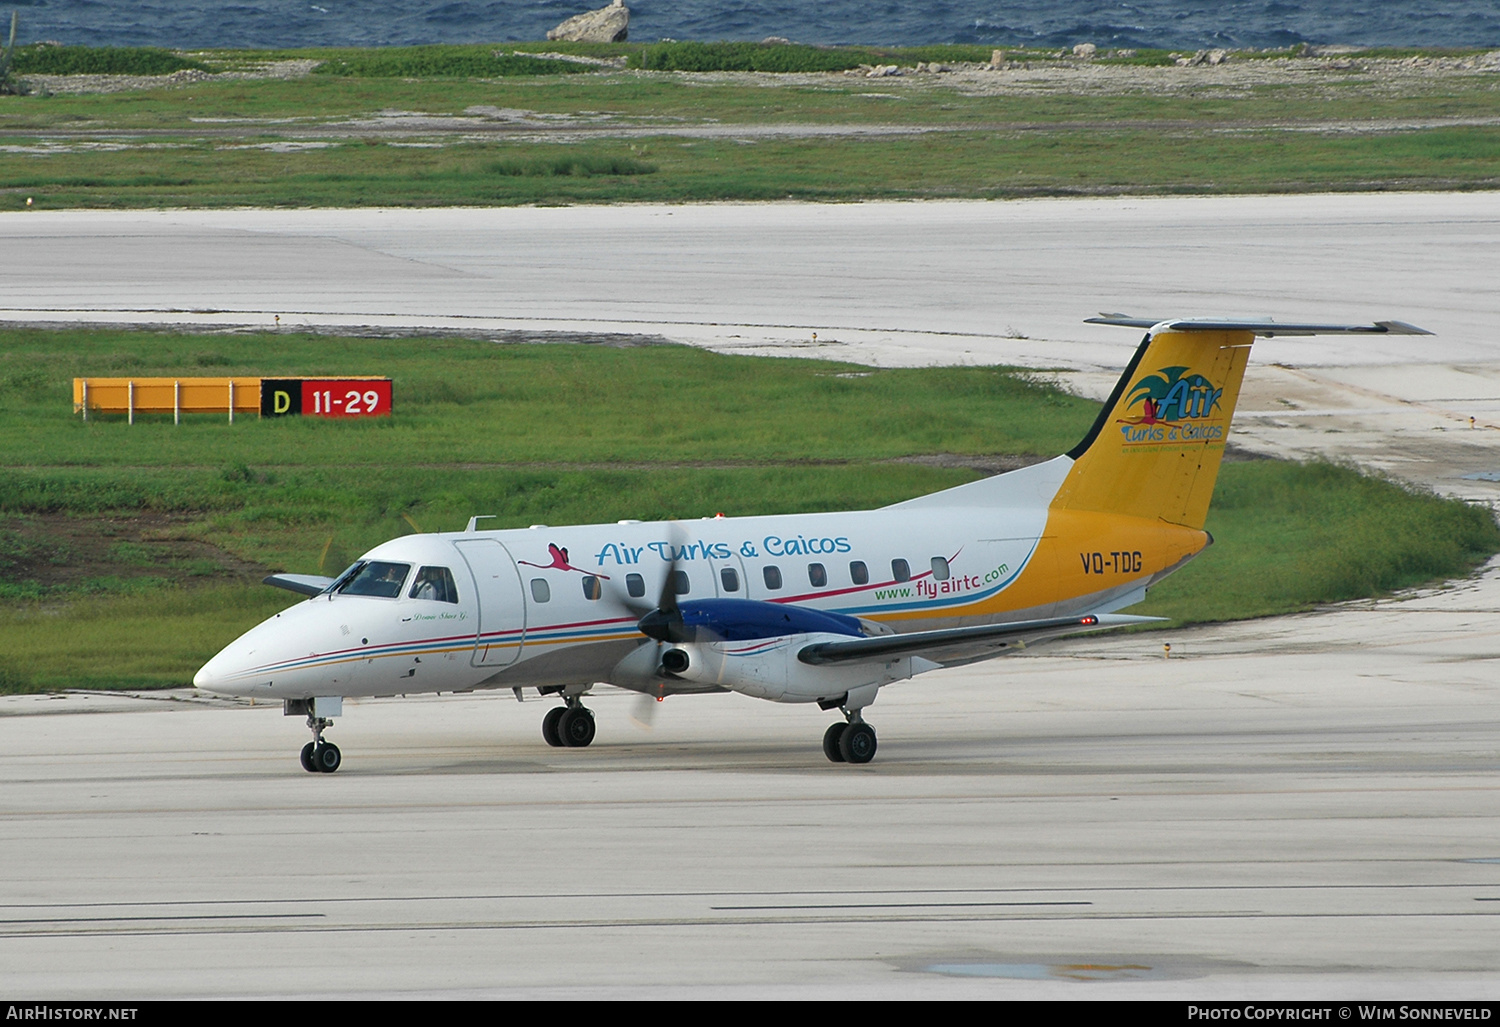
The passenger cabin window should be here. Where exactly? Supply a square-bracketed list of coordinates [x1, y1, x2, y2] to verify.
[850, 561, 869, 585]
[581, 575, 602, 600]
[408, 566, 459, 604]
[338, 561, 410, 599]
[808, 563, 828, 588]
[763, 565, 783, 590]
[720, 567, 740, 593]
[626, 573, 646, 598]
[931, 557, 951, 581]
[892, 559, 911, 583]
[671, 570, 690, 595]
[530, 578, 551, 603]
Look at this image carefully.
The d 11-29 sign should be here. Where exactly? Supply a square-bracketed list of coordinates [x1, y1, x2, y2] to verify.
[261, 378, 393, 418]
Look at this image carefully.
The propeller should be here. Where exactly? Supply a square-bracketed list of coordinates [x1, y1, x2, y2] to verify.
[636, 557, 690, 642]
[598, 523, 706, 725]
[627, 538, 689, 729]
[630, 691, 664, 730]
[607, 522, 712, 645]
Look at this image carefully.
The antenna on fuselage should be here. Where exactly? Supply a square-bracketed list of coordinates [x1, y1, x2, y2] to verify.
[465, 515, 497, 533]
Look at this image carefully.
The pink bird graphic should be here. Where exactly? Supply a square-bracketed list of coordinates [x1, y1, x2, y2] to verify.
[519, 543, 610, 579]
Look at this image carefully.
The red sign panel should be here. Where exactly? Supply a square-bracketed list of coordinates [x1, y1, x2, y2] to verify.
[301, 380, 392, 418]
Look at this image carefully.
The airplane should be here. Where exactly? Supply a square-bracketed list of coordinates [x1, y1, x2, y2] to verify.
[193, 315, 1430, 772]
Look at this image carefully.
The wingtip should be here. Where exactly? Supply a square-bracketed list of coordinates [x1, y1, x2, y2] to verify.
[1373, 320, 1435, 336]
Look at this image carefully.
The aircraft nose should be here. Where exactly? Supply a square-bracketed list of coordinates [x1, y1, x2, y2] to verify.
[194, 633, 261, 695]
[193, 652, 230, 693]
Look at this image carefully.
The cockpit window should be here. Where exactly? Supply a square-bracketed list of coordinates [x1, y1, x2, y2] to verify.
[409, 566, 459, 604]
[325, 561, 365, 594]
[337, 561, 411, 598]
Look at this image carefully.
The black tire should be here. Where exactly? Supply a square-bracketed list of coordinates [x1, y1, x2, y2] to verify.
[559, 706, 596, 748]
[300, 741, 318, 773]
[822, 723, 848, 763]
[314, 741, 342, 773]
[839, 723, 877, 764]
[542, 706, 566, 747]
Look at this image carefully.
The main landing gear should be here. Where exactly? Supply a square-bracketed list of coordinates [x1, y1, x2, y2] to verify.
[541, 698, 596, 748]
[822, 715, 877, 765]
[300, 714, 342, 773]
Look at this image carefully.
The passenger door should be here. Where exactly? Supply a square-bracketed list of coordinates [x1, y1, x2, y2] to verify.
[454, 539, 526, 667]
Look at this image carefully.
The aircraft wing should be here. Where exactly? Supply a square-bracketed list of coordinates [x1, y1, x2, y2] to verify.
[797, 612, 1163, 668]
[263, 573, 336, 596]
[1084, 314, 1432, 337]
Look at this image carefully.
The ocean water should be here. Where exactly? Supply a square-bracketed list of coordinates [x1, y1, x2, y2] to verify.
[7, 0, 1500, 51]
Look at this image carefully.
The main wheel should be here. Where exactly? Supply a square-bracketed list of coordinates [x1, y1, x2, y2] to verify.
[542, 706, 566, 747]
[822, 722, 848, 763]
[300, 741, 318, 773]
[838, 723, 877, 764]
[559, 706, 596, 748]
[313, 741, 342, 773]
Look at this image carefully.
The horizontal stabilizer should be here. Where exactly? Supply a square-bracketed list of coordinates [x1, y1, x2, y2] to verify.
[1086, 314, 1431, 337]
[263, 573, 335, 596]
[797, 612, 1163, 667]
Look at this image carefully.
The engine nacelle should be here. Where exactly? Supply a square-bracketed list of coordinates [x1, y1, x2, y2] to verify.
[661, 632, 914, 703]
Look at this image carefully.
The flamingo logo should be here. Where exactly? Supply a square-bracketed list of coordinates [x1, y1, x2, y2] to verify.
[519, 543, 611, 579]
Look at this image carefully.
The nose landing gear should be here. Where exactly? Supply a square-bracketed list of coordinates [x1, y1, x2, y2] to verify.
[301, 715, 342, 773]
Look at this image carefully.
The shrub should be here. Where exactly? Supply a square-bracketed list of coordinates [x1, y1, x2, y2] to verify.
[12, 45, 208, 76]
[632, 42, 865, 73]
[486, 155, 657, 178]
[314, 48, 597, 78]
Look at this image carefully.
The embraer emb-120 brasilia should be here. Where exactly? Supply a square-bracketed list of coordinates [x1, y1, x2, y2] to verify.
[194, 315, 1430, 772]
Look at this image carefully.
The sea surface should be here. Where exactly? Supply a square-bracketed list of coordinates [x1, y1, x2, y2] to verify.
[6, 1, 1500, 52]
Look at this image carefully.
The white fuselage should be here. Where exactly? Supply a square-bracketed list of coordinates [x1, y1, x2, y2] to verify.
[193, 457, 1149, 703]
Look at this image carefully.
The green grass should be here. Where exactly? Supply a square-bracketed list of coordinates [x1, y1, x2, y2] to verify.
[0, 329, 1093, 467]
[1141, 461, 1500, 624]
[5, 127, 1499, 210]
[0, 586, 289, 692]
[0, 327, 1496, 692]
[1, 45, 1498, 207]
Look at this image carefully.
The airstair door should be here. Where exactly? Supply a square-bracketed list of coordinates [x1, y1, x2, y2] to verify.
[454, 539, 526, 667]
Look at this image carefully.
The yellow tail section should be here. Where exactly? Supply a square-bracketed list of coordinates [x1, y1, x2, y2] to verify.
[1052, 329, 1253, 530]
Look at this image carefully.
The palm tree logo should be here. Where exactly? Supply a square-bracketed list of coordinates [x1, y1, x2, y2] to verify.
[1121, 366, 1223, 424]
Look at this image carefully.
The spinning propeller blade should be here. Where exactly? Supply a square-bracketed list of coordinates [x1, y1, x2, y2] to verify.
[635, 524, 704, 643]
[629, 692, 662, 729]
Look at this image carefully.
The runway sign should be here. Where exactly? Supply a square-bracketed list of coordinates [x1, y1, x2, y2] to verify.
[74, 377, 393, 423]
[261, 378, 393, 418]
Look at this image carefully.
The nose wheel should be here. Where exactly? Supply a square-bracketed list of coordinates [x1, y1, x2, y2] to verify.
[301, 716, 342, 773]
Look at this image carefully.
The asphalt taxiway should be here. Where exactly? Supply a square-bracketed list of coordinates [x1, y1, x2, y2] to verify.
[4, 565, 1500, 998]
[3, 195, 1500, 997]
[3, 192, 1498, 368]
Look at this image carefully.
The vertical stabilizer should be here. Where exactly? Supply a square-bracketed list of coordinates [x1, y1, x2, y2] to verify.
[1053, 328, 1253, 530]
